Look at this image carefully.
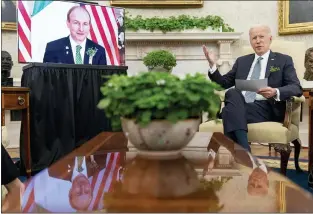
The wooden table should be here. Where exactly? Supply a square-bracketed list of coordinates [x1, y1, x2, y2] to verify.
[19, 132, 313, 213]
[1, 87, 31, 177]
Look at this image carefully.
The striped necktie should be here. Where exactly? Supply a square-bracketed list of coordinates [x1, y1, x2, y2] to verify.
[75, 45, 83, 64]
[244, 57, 263, 103]
[77, 156, 84, 172]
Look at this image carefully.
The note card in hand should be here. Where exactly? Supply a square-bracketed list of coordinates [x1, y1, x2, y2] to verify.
[235, 78, 268, 92]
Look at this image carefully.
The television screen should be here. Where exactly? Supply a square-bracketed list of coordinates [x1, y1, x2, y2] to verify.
[17, 1, 125, 66]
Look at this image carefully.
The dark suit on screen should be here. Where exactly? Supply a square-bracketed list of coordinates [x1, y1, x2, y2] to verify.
[43, 36, 107, 65]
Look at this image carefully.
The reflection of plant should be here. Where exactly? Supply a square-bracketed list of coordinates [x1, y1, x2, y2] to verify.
[103, 177, 232, 213]
[199, 176, 232, 192]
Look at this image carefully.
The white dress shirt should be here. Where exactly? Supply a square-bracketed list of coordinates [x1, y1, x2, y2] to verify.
[247, 152, 268, 174]
[71, 156, 88, 181]
[208, 50, 280, 101]
[69, 36, 86, 64]
[34, 169, 75, 212]
[34, 157, 88, 212]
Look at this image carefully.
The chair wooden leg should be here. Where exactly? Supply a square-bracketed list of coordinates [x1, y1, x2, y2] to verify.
[273, 144, 292, 175]
[300, 102, 303, 122]
[291, 138, 303, 173]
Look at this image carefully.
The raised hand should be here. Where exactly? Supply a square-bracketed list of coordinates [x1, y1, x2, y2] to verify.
[202, 45, 216, 67]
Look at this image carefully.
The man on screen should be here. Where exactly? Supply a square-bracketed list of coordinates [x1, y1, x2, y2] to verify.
[43, 6, 107, 65]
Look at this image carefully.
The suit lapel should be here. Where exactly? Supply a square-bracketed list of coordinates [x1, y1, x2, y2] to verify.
[265, 51, 276, 78]
[65, 36, 74, 64]
[84, 39, 91, 64]
[242, 54, 255, 80]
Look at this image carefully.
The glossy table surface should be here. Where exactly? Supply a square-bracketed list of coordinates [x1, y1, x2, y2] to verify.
[21, 132, 313, 213]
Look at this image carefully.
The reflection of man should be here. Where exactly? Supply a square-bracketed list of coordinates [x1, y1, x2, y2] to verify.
[43, 6, 107, 65]
[34, 155, 106, 212]
[205, 133, 269, 196]
[203, 25, 302, 152]
[1, 50, 13, 86]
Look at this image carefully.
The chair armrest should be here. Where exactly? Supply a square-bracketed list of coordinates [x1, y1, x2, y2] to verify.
[214, 90, 225, 102]
[291, 95, 305, 103]
[283, 96, 304, 128]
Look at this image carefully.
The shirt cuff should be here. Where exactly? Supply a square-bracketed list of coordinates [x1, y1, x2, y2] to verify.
[208, 64, 217, 74]
[274, 88, 280, 101]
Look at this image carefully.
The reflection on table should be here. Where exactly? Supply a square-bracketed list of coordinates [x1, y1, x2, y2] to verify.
[21, 132, 313, 213]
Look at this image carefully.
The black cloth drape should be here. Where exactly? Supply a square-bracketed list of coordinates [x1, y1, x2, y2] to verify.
[19, 63, 127, 176]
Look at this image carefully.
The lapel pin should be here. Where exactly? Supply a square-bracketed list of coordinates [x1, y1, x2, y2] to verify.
[271, 58, 274, 60]
[65, 46, 69, 49]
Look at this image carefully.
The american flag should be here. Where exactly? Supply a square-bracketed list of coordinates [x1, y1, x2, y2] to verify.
[17, 0, 32, 63]
[17, 0, 123, 65]
[21, 152, 122, 212]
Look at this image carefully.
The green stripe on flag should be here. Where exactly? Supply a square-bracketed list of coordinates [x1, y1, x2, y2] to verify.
[32, 1, 52, 17]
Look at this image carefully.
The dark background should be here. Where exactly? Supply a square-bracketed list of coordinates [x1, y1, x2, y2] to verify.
[289, 1, 313, 24]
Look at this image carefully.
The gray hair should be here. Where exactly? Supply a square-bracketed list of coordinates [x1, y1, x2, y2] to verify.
[249, 24, 272, 36]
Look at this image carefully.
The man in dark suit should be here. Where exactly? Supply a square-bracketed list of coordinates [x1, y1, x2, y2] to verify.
[202, 25, 302, 152]
[43, 6, 107, 65]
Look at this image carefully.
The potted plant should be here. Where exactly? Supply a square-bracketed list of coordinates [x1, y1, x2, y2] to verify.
[125, 14, 235, 33]
[143, 50, 177, 72]
[97, 71, 222, 152]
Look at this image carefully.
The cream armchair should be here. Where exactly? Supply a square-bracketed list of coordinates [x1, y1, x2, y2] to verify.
[199, 40, 306, 175]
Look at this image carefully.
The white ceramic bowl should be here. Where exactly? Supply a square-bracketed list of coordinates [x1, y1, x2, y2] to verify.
[121, 118, 200, 151]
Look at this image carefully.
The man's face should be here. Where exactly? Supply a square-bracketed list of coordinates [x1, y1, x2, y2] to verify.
[1, 51, 13, 72]
[305, 51, 313, 71]
[247, 168, 269, 196]
[249, 27, 272, 56]
[67, 8, 90, 44]
[69, 174, 92, 210]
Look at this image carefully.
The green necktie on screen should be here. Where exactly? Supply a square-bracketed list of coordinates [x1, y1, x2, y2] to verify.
[75, 45, 83, 64]
[77, 156, 84, 173]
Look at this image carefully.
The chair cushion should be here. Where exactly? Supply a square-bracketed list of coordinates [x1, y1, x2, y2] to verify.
[199, 120, 299, 144]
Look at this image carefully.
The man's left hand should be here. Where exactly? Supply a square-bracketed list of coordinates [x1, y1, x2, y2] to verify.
[257, 87, 277, 99]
